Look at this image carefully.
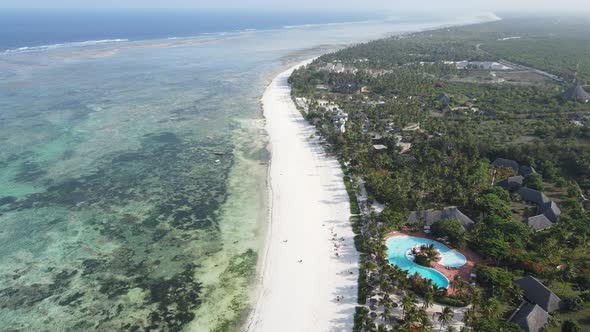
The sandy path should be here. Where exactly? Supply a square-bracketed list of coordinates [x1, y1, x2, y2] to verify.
[245, 61, 359, 332]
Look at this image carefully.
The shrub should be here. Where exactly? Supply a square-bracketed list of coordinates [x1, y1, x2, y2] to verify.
[574, 274, 590, 291]
[353, 306, 370, 332]
[561, 319, 583, 332]
[434, 296, 468, 307]
[357, 260, 370, 305]
[474, 265, 515, 289]
[563, 296, 584, 312]
[431, 218, 466, 247]
[524, 173, 545, 191]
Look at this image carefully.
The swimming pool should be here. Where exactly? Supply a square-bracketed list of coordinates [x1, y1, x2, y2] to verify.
[386, 235, 467, 288]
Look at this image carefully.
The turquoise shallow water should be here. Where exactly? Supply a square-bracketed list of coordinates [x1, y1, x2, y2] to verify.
[386, 236, 467, 288]
[0, 13, 490, 332]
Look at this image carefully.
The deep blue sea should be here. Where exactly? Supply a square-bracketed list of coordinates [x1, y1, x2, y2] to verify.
[0, 9, 496, 331]
[0, 10, 385, 52]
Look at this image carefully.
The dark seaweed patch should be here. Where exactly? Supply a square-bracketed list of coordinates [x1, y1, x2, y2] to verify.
[61, 149, 75, 160]
[81, 259, 106, 277]
[0, 269, 76, 310]
[0, 285, 53, 310]
[152, 228, 168, 241]
[144, 264, 202, 331]
[143, 132, 181, 145]
[2, 131, 234, 330]
[13, 132, 233, 232]
[0, 196, 17, 206]
[99, 279, 131, 300]
[58, 292, 84, 306]
[15, 161, 47, 182]
[6, 151, 34, 162]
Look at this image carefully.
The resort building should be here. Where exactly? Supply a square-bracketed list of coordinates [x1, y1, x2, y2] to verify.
[493, 158, 520, 172]
[333, 111, 348, 134]
[520, 166, 536, 177]
[454, 61, 513, 70]
[332, 82, 364, 94]
[541, 201, 561, 222]
[497, 175, 524, 191]
[525, 214, 553, 232]
[402, 123, 421, 132]
[515, 187, 561, 223]
[372, 144, 388, 152]
[516, 187, 550, 206]
[406, 207, 475, 232]
[509, 302, 549, 332]
[563, 83, 590, 102]
[515, 276, 563, 313]
[508, 276, 563, 332]
[435, 93, 451, 106]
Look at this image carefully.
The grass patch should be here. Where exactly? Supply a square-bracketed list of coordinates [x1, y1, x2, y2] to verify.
[357, 258, 370, 305]
[353, 306, 370, 332]
[434, 296, 468, 307]
[343, 175, 361, 215]
[547, 304, 590, 332]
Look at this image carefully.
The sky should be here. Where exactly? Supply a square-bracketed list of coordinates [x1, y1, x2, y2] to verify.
[2, 0, 590, 12]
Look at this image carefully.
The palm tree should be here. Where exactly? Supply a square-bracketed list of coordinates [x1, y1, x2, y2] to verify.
[417, 307, 433, 331]
[462, 308, 476, 328]
[469, 286, 484, 312]
[482, 297, 503, 319]
[423, 291, 434, 309]
[404, 306, 420, 329]
[401, 292, 416, 316]
[438, 307, 454, 332]
[561, 264, 577, 292]
[381, 307, 391, 323]
[451, 275, 466, 295]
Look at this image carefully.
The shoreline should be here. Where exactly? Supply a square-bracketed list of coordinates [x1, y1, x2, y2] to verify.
[245, 60, 359, 331]
[244, 14, 502, 331]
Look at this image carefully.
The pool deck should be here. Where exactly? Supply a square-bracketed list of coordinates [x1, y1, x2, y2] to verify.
[385, 230, 484, 295]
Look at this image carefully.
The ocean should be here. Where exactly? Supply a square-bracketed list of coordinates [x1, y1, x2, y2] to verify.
[0, 10, 495, 331]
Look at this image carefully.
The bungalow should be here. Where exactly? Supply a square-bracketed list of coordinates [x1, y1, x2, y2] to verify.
[370, 132, 384, 144]
[520, 166, 536, 177]
[541, 201, 561, 222]
[332, 82, 363, 94]
[406, 207, 475, 231]
[509, 303, 549, 332]
[333, 111, 348, 134]
[373, 144, 388, 152]
[493, 158, 519, 172]
[516, 188, 550, 206]
[393, 135, 412, 154]
[435, 93, 451, 106]
[515, 276, 563, 313]
[563, 83, 590, 102]
[402, 123, 421, 132]
[525, 215, 553, 232]
[516, 188, 561, 224]
[497, 175, 524, 191]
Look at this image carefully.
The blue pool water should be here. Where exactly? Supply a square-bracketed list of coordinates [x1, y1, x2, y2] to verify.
[386, 236, 467, 288]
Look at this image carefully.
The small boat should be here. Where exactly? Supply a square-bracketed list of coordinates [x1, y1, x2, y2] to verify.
[213, 151, 225, 156]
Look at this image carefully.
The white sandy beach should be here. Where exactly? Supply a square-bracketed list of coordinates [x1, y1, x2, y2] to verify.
[245, 62, 359, 332]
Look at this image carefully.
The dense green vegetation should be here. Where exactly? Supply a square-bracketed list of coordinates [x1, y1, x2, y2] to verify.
[430, 219, 466, 248]
[479, 17, 590, 83]
[291, 15, 590, 332]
